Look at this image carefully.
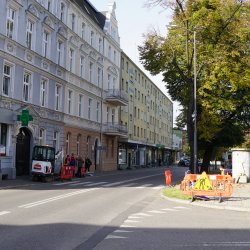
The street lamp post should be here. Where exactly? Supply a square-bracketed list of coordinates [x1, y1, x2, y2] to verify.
[167, 25, 197, 173]
[193, 31, 197, 174]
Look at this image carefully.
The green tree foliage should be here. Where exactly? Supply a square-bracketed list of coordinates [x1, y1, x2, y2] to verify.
[139, 0, 250, 172]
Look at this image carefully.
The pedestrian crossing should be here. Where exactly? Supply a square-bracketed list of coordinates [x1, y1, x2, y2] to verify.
[52, 180, 164, 190]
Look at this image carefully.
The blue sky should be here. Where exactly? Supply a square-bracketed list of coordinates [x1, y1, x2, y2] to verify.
[90, 0, 180, 123]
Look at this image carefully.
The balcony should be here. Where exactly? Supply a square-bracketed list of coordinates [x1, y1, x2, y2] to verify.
[103, 123, 128, 137]
[104, 89, 128, 106]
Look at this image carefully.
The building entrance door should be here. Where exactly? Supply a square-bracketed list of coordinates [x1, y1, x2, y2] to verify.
[16, 127, 31, 176]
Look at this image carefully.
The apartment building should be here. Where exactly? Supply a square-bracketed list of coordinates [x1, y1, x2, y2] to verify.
[119, 52, 173, 169]
[0, 0, 127, 179]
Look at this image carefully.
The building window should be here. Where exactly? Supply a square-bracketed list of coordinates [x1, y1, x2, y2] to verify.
[40, 79, 47, 107]
[80, 56, 85, 78]
[53, 131, 58, 151]
[68, 90, 72, 114]
[98, 38, 102, 53]
[69, 48, 74, 72]
[111, 109, 115, 124]
[76, 134, 81, 156]
[6, 7, 15, 39]
[2, 64, 11, 96]
[90, 31, 95, 46]
[86, 135, 90, 157]
[26, 20, 34, 49]
[96, 102, 100, 122]
[0, 124, 7, 156]
[66, 132, 70, 155]
[71, 13, 75, 31]
[113, 50, 116, 64]
[97, 67, 102, 87]
[55, 84, 61, 111]
[106, 107, 110, 123]
[108, 46, 111, 59]
[42, 30, 49, 58]
[47, 0, 52, 12]
[78, 94, 83, 117]
[81, 22, 85, 39]
[106, 74, 110, 90]
[57, 40, 63, 65]
[89, 62, 94, 83]
[39, 128, 45, 146]
[60, 3, 65, 22]
[88, 98, 92, 120]
[23, 72, 31, 102]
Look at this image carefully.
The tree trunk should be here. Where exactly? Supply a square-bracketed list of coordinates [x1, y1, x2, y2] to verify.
[201, 144, 214, 173]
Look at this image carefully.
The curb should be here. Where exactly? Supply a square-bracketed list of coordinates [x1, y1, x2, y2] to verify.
[161, 194, 250, 213]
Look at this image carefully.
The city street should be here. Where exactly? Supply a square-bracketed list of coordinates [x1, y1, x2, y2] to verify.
[0, 167, 250, 250]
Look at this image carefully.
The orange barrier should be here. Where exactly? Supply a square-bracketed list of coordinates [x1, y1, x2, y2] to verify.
[80, 164, 86, 177]
[165, 170, 172, 186]
[59, 165, 74, 181]
[181, 172, 233, 202]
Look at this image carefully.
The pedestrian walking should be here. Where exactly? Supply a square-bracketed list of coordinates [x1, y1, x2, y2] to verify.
[69, 153, 76, 176]
[85, 157, 92, 172]
[76, 155, 84, 177]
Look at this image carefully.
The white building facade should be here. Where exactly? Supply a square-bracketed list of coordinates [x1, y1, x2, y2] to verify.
[0, 0, 127, 179]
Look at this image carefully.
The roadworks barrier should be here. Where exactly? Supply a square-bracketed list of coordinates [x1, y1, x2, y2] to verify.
[181, 171, 233, 203]
[59, 165, 74, 181]
[165, 170, 172, 186]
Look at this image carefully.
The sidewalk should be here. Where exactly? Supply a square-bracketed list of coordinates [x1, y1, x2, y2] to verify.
[1, 173, 250, 213]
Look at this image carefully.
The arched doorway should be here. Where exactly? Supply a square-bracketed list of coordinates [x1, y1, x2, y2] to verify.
[16, 127, 31, 176]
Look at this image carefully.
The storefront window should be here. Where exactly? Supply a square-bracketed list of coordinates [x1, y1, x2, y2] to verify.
[118, 149, 127, 164]
[0, 124, 7, 156]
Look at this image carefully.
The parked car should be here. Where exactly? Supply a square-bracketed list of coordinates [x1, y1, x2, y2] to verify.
[178, 157, 190, 167]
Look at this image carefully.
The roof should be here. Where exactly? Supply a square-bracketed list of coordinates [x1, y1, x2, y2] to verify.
[72, 0, 106, 29]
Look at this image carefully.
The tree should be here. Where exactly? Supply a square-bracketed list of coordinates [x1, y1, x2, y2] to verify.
[139, 0, 250, 173]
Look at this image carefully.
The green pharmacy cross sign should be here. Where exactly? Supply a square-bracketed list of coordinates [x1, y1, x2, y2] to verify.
[17, 110, 33, 126]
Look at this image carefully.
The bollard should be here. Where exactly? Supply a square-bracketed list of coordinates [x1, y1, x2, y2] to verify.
[165, 170, 172, 186]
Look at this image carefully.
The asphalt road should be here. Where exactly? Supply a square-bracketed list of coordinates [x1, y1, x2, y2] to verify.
[0, 166, 249, 250]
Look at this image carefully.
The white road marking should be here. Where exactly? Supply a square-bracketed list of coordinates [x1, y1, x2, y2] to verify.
[148, 210, 166, 214]
[102, 181, 125, 187]
[70, 181, 93, 186]
[124, 219, 140, 223]
[105, 235, 128, 239]
[128, 215, 141, 219]
[114, 230, 133, 233]
[135, 184, 153, 189]
[0, 211, 11, 216]
[134, 213, 152, 217]
[52, 181, 80, 186]
[152, 185, 164, 190]
[84, 182, 108, 187]
[120, 225, 136, 228]
[177, 242, 250, 247]
[161, 208, 178, 211]
[19, 188, 99, 208]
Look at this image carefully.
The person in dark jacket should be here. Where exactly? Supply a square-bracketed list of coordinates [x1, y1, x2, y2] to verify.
[85, 157, 92, 172]
[76, 155, 84, 177]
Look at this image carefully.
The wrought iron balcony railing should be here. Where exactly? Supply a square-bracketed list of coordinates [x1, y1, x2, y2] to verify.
[103, 89, 128, 106]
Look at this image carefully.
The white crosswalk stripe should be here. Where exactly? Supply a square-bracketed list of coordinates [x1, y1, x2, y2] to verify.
[0, 211, 11, 216]
[84, 182, 108, 187]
